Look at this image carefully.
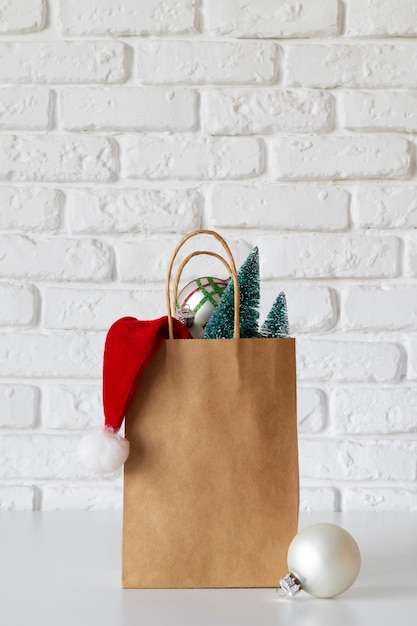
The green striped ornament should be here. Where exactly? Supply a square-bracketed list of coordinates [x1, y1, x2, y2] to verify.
[176, 276, 229, 328]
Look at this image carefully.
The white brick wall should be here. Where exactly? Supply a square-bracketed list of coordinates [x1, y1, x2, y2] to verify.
[0, 86, 52, 130]
[119, 135, 263, 180]
[60, 87, 197, 132]
[58, 0, 196, 36]
[286, 44, 417, 88]
[345, 0, 417, 37]
[0, 0, 45, 34]
[0, 385, 38, 427]
[342, 91, 417, 133]
[255, 234, 400, 278]
[0, 41, 127, 83]
[201, 89, 334, 135]
[204, 0, 339, 38]
[135, 40, 278, 84]
[0, 136, 118, 182]
[0, 0, 416, 513]
[0, 187, 62, 231]
[352, 185, 417, 229]
[271, 135, 411, 180]
[0, 236, 113, 280]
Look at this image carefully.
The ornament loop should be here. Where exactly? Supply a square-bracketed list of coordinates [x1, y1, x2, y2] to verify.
[277, 573, 301, 598]
[176, 304, 195, 328]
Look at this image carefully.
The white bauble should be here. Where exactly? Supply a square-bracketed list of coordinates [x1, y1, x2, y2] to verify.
[287, 523, 361, 598]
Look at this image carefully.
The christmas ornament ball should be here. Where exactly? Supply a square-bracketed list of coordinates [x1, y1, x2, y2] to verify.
[287, 523, 361, 598]
[176, 277, 229, 328]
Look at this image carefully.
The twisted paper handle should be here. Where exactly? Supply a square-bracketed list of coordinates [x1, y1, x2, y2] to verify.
[166, 230, 240, 340]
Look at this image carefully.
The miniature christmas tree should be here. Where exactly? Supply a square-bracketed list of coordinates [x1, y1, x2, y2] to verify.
[260, 292, 289, 338]
[204, 247, 260, 339]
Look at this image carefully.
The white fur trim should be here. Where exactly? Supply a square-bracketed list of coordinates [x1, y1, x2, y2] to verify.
[78, 427, 130, 475]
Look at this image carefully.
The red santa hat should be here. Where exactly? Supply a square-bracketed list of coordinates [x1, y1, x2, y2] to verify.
[78, 315, 191, 474]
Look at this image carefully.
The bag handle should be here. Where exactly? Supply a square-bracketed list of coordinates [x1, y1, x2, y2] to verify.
[166, 229, 240, 340]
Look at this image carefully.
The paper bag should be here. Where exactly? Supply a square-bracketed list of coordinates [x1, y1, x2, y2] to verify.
[122, 230, 298, 588]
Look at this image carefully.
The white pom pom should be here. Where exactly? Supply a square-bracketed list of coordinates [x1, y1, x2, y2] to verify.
[78, 427, 130, 475]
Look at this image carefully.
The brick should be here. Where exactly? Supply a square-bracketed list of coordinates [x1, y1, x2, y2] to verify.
[352, 185, 417, 229]
[300, 488, 338, 512]
[346, 0, 417, 36]
[297, 339, 403, 382]
[0, 385, 38, 428]
[286, 44, 417, 89]
[0, 486, 35, 510]
[0, 41, 126, 84]
[208, 184, 349, 231]
[205, 0, 339, 37]
[343, 286, 417, 331]
[332, 387, 417, 434]
[405, 236, 417, 276]
[201, 89, 334, 134]
[43, 287, 163, 330]
[271, 135, 411, 181]
[287, 286, 337, 332]
[136, 40, 277, 84]
[60, 87, 197, 132]
[297, 388, 326, 433]
[0, 187, 62, 231]
[0, 86, 51, 130]
[67, 188, 201, 235]
[343, 488, 417, 512]
[120, 136, 263, 180]
[0, 434, 91, 479]
[58, 0, 196, 35]
[118, 237, 180, 283]
[299, 438, 417, 481]
[0, 135, 118, 182]
[342, 91, 417, 132]
[0, 283, 37, 326]
[117, 236, 252, 283]
[0, 236, 113, 281]
[408, 338, 417, 380]
[255, 234, 399, 279]
[42, 485, 122, 511]
[0, 332, 103, 378]
[42, 384, 102, 429]
[0, 0, 44, 33]
[261, 285, 337, 332]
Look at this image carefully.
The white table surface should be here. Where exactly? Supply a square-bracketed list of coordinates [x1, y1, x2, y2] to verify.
[1, 511, 416, 626]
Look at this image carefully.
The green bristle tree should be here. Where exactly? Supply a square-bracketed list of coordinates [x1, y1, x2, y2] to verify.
[204, 247, 260, 339]
[260, 292, 290, 338]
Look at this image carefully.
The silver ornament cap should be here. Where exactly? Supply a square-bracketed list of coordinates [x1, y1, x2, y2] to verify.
[277, 574, 301, 597]
[278, 523, 361, 599]
[175, 304, 195, 328]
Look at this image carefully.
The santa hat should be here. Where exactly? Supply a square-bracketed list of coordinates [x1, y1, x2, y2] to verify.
[78, 315, 192, 475]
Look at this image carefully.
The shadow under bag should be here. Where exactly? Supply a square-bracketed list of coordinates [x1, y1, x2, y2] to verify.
[122, 230, 299, 588]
